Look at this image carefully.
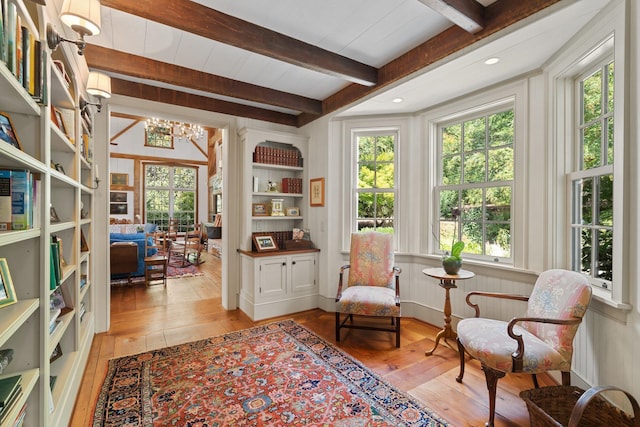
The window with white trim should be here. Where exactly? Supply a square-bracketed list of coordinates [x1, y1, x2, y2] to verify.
[144, 164, 197, 231]
[436, 108, 514, 261]
[352, 131, 397, 234]
[570, 58, 614, 288]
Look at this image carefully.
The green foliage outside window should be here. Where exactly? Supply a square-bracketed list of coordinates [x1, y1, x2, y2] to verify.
[439, 109, 514, 259]
[145, 165, 196, 232]
[356, 134, 395, 233]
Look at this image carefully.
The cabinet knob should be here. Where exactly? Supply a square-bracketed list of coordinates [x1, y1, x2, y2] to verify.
[282, 262, 286, 266]
[292, 261, 296, 265]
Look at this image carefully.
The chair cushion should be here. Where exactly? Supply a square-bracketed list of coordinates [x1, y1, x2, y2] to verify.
[523, 269, 591, 362]
[337, 286, 400, 317]
[347, 232, 395, 288]
[457, 318, 571, 373]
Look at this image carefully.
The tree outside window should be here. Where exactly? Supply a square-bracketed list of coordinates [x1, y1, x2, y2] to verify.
[354, 132, 396, 234]
[437, 109, 514, 260]
[144, 164, 196, 231]
[570, 60, 614, 286]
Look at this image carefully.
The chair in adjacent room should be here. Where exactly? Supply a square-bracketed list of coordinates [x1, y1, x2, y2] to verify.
[144, 231, 168, 287]
[335, 231, 402, 347]
[455, 269, 592, 427]
[166, 217, 180, 241]
[168, 225, 203, 268]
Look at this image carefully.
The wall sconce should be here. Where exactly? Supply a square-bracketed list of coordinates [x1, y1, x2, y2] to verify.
[46, 0, 101, 55]
[80, 72, 111, 113]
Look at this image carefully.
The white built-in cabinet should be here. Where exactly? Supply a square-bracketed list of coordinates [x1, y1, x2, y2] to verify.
[0, 1, 95, 425]
[237, 128, 319, 320]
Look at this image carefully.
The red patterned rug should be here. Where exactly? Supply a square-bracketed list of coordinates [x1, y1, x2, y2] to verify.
[92, 320, 449, 426]
[110, 264, 203, 286]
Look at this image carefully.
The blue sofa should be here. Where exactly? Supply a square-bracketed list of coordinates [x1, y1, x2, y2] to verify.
[110, 232, 157, 277]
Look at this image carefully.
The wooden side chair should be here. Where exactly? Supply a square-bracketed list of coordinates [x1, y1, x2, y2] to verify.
[166, 217, 180, 241]
[335, 232, 402, 347]
[144, 231, 168, 287]
[168, 225, 203, 267]
[455, 269, 592, 427]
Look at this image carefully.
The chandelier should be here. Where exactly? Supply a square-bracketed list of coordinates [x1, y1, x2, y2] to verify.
[145, 117, 205, 142]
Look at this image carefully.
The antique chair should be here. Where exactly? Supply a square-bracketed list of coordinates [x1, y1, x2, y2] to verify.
[166, 217, 180, 241]
[455, 269, 592, 427]
[335, 232, 402, 347]
[168, 225, 203, 267]
[144, 231, 168, 287]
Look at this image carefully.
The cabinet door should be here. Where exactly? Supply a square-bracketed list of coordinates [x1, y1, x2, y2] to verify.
[258, 257, 287, 300]
[290, 254, 316, 294]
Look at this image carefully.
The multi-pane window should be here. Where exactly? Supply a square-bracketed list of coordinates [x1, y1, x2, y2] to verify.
[145, 124, 174, 148]
[353, 131, 396, 234]
[570, 60, 614, 287]
[144, 164, 197, 231]
[437, 109, 514, 260]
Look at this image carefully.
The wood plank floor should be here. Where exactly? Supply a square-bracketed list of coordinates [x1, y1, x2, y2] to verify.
[70, 251, 554, 426]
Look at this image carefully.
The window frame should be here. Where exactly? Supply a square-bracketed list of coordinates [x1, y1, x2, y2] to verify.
[434, 105, 515, 263]
[145, 124, 175, 149]
[143, 163, 198, 231]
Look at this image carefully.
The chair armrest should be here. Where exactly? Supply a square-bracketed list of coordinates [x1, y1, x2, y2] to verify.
[507, 316, 582, 372]
[336, 264, 350, 301]
[465, 291, 529, 317]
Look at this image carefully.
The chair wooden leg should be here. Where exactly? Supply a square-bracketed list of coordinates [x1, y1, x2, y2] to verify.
[395, 317, 400, 348]
[561, 371, 571, 385]
[481, 365, 506, 427]
[456, 338, 465, 383]
[335, 312, 341, 342]
[532, 374, 539, 388]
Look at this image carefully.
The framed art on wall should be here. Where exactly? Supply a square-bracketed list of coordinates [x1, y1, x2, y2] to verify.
[110, 173, 128, 186]
[310, 177, 324, 207]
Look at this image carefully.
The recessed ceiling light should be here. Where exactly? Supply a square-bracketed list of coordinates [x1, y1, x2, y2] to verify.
[484, 57, 500, 65]
[392, 97, 404, 103]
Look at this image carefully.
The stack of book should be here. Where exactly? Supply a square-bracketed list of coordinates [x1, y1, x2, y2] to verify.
[0, 375, 22, 425]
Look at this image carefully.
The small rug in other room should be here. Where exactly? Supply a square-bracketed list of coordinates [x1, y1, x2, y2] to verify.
[110, 263, 203, 286]
[92, 319, 449, 426]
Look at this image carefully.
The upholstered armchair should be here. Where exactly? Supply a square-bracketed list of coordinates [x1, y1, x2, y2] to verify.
[335, 232, 402, 347]
[455, 269, 592, 427]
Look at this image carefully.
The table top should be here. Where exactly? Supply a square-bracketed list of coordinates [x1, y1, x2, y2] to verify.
[422, 267, 475, 280]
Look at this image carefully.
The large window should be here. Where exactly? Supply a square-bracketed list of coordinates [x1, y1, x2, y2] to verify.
[144, 164, 197, 231]
[570, 59, 614, 288]
[353, 131, 396, 233]
[436, 109, 514, 261]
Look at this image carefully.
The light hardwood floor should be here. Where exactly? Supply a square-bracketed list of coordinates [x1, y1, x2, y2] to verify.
[70, 251, 553, 426]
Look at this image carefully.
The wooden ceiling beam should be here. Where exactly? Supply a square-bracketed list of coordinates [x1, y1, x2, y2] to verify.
[417, 0, 485, 33]
[84, 45, 322, 115]
[101, 0, 378, 86]
[109, 78, 301, 127]
[299, 0, 561, 126]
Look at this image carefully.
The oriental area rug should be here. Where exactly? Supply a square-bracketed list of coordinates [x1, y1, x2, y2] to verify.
[92, 320, 449, 427]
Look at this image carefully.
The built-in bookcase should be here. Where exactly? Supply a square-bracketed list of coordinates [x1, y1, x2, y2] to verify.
[0, 1, 95, 425]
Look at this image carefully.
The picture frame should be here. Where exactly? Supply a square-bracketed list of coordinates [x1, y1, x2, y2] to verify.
[54, 163, 65, 174]
[53, 108, 66, 134]
[50, 343, 63, 363]
[286, 207, 300, 217]
[80, 229, 89, 252]
[0, 258, 18, 309]
[253, 234, 279, 252]
[110, 203, 128, 215]
[50, 206, 60, 223]
[252, 203, 268, 216]
[110, 173, 129, 186]
[310, 177, 325, 207]
[0, 112, 22, 151]
[110, 191, 128, 203]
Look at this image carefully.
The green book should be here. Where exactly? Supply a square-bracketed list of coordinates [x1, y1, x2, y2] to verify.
[0, 374, 21, 407]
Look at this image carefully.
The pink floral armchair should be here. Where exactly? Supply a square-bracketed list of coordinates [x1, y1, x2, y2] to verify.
[455, 269, 592, 427]
[335, 232, 402, 347]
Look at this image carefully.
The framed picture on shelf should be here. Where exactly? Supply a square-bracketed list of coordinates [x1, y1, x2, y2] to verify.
[253, 234, 279, 252]
[50, 343, 63, 363]
[286, 207, 300, 217]
[0, 112, 22, 151]
[310, 177, 325, 207]
[50, 206, 60, 223]
[252, 203, 268, 216]
[80, 230, 89, 252]
[0, 258, 18, 308]
[53, 108, 66, 134]
[110, 173, 128, 186]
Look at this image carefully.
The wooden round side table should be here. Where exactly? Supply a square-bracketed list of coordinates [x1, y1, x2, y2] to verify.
[422, 267, 475, 356]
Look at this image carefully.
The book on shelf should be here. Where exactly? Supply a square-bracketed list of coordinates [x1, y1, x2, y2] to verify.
[49, 307, 61, 329]
[50, 236, 61, 288]
[0, 374, 21, 410]
[11, 403, 26, 427]
[49, 318, 61, 335]
[10, 169, 31, 230]
[0, 169, 11, 231]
